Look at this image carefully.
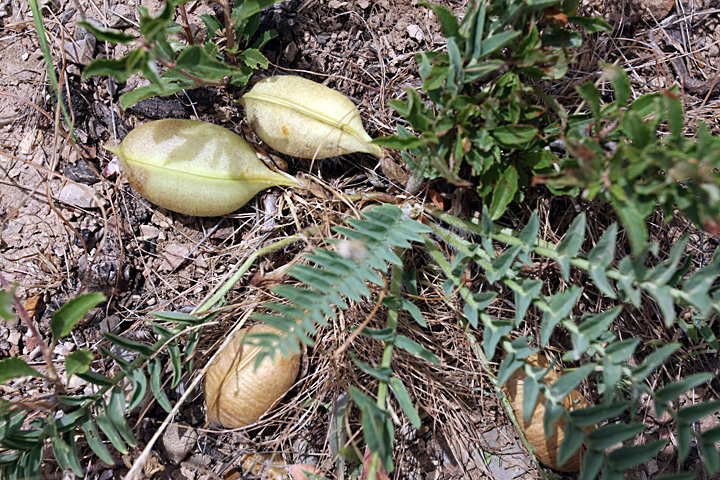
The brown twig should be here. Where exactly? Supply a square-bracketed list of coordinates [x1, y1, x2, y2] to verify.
[0, 273, 65, 396]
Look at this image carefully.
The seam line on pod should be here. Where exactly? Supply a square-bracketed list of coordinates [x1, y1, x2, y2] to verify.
[123, 156, 298, 186]
[243, 92, 362, 137]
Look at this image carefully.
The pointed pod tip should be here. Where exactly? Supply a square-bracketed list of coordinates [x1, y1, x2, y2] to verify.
[103, 143, 121, 156]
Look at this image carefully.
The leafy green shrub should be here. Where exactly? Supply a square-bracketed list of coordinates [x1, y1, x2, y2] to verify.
[80, 0, 283, 109]
[8, 0, 720, 478]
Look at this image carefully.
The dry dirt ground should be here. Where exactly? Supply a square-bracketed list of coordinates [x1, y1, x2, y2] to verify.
[1, 0, 720, 479]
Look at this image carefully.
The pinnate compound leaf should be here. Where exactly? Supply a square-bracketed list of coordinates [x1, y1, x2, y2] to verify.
[51, 292, 106, 344]
[0, 358, 43, 384]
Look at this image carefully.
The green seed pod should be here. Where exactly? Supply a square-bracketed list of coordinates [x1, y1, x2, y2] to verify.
[241, 75, 383, 159]
[105, 119, 298, 217]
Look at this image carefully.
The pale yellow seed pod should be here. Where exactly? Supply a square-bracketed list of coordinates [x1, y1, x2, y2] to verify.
[105, 119, 298, 217]
[241, 75, 383, 159]
[204, 324, 300, 429]
[502, 354, 592, 472]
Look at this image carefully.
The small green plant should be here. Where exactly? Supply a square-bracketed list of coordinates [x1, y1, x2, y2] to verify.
[375, 0, 610, 219]
[80, 0, 283, 109]
[11, 0, 720, 478]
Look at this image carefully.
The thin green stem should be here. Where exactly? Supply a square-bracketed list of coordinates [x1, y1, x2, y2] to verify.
[194, 227, 317, 315]
[367, 253, 405, 480]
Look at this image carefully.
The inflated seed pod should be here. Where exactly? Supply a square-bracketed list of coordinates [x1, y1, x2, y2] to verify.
[204, 324, 300, 429]
[105, 119, 298, 217]
[502, 354, 591, 472]
[241, 75, 383, 159]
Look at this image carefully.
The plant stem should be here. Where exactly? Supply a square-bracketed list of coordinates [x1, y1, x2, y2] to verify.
[194, 227, 317, 315]
[367, 252, 405, 480]
[178, 3, 194, 46]
[218, 0, 236, 53]
[0, 273, 65, 395]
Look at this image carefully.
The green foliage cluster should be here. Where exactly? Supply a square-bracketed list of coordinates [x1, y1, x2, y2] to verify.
[4, 0, 720, 478]
[80, 0, 283, 109]
[0, 292, 205, 479]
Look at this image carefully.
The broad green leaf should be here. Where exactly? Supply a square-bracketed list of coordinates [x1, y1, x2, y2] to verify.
[395, 335, 440, 365]
[555, 213, 586, 280]
[577, 82, 601, 122]
[557, 423, 584, 469]
[631, 343, 679, 382]
[539, 286, 582, 346]
[349, 387, 395, 473]
[51, 292, 106, 344]
[81, 416, 116, 465]
[95, 410, 128, 454]
[150, 311, 199, 323]
[655, 373, 713, 409]
[601, 61, 631, 105]
[568, 16, 612, 33]
[570, 401, 629, 427]
[104, 332, 156, 357]
[491, 125, 537, 146]
[126, 367, 148, 412]
[77, 371, 114, 387]
[233, 0, 283, 21]
[77, 20, 135, 43]
[65, 349, 94, 379]
[521, 373, 541, 424]
[587, 224, 617, 298]
[607, 440, 666, 470]
[541, 29, 582, 48]
[400, 298, 427, 328]
[0, 289, 15, 321]
[149, 357, 173, 413]
[418, 1, 459, 41]
[350, 354, 391, 382]
[587, 422, 646, 450]
[489, 165, 518, 221]
[109, 386, 137, 446]
[548, 363, 594, 402]
[480, 30, 521, 56]
[119, 80, 187, 110]
[389, 377, 422, 429]
[0, 358, 43, 384]
[579, 448, 604, 480]
[676, 400, 720, 426]
[511, 280, 542, 326]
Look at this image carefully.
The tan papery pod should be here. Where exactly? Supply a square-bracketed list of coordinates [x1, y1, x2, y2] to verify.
[502, 353, 591, 472]
[204, 324, 300, 429]
[105, 119, 298, 217]
[241, 75, 384, 159]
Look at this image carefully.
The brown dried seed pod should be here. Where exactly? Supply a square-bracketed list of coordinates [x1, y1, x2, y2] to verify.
[502, 354, 590, 472]
[105, 119, 298, 217]
[241, 75, 383, 159]
[204, 324, 300, 429]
